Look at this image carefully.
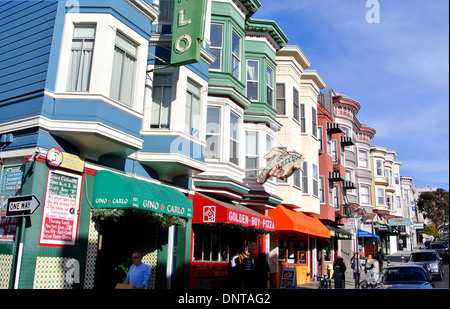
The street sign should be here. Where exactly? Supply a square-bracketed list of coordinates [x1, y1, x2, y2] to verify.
[6, 195, 41, 217]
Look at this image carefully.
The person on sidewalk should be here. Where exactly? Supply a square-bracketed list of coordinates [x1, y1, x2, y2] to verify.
[364, 254, 379, 285]
[374, 249, 385, 272]
[123, 250, 151, 289]
[350, 253, 363, 289]
[332, 256, 346, 288]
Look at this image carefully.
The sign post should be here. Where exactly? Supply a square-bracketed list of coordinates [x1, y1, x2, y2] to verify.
[6, 195, 41, 217]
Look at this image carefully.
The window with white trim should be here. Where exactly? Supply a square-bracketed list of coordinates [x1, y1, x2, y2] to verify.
[300, 104, 306, 133]
[246, 60, 259, 101]
[266, 65, 274, 106]
[205, 106, 221, 159]
[376, 160, 384, 177]
[110, 32, 137, 106]
[377, 188, 385, 205]
[185, 80, 201, 137]
[67, 25, 96, 92]
[151, 74, 172, 129]
[276, 83, 286, 115]
[333, 184, 340, 210]
[312, 164, 319, 197]
[319, 176, 325, 203]
[245, 132, 259, 176]
[360, 185, 370, 204]
[229, 112, 240, 165]
[210, 23, 223, 71]
[231, 29, 241, 79]
[318, 127, 323, 151]
[293, 87, 299, 121]
[358, 149, 368, 168]
[302, 161, 308, 194]
[312, 107, 317, 138]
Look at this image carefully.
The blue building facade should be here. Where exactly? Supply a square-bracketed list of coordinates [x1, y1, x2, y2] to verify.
[0, 0, 212, 289]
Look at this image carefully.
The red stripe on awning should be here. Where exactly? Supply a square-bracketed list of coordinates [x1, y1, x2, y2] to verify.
[268, 205, 330, 238]
[192, 193, 275, 231]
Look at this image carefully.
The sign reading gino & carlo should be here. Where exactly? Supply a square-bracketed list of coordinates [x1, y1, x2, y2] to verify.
[171, 0, 207, 66]
[91, 170, 193, 218]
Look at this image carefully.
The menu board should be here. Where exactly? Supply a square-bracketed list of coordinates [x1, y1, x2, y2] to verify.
[280, 266, 297, 288]
[39, 169, 82, 247]
[0, 166, 24, 241]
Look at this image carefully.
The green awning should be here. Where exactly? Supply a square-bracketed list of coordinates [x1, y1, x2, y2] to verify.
[92, 170, 192, 218]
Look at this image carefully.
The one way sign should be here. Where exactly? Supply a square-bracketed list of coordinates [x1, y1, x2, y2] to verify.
[6, 195, 41, 217]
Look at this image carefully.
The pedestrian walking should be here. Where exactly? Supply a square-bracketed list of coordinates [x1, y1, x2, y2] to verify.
[350, 253, 363, 289]
[253, 253, 270, 288]
[332, 256, 346, 288]
[374, 249, 385, 272]
[241, 250, 254, 288]
[364, 254, 379, 285]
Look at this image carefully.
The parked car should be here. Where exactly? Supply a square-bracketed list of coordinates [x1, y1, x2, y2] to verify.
[407, 250, 444, 280]
[429, 241, 449, 259]
[375, 265, 434, 289]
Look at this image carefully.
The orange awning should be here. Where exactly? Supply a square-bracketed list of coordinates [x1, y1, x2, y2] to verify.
[268, 205, 330, 238]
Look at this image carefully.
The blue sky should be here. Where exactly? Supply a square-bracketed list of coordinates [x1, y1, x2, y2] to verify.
[254, 0, 449, 190]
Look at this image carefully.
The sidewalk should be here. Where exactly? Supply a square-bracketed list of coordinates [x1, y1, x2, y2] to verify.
[298, 247, 418, 289]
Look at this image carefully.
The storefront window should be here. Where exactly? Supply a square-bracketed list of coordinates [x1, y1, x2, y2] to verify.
[193, 226, 241, 262]
[278, 237, 307, 264]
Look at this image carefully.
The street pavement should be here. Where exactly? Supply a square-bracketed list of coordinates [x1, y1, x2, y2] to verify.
[298, 246, 449, 289]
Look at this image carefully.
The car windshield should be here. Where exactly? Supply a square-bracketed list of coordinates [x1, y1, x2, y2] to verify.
[380, 267, 428, 283]
[410, 252, 436, 262]
[430, 243, 445, 249]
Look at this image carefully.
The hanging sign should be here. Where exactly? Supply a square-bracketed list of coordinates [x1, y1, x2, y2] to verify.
[257, 147, 304, 184]
[39, 169, 83, 247]
[171, 0, 207, 66]
[46, 147, 85, 173]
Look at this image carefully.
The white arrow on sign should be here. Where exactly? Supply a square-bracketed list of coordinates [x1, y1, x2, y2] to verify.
[6, 195, 41, 217]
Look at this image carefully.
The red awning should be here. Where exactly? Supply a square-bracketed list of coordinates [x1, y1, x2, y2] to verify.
[268, 205, 330, 238]
[192, 193, 275, 232]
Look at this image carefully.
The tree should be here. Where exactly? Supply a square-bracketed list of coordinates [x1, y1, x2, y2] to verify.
[417, 188, 449, 227]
